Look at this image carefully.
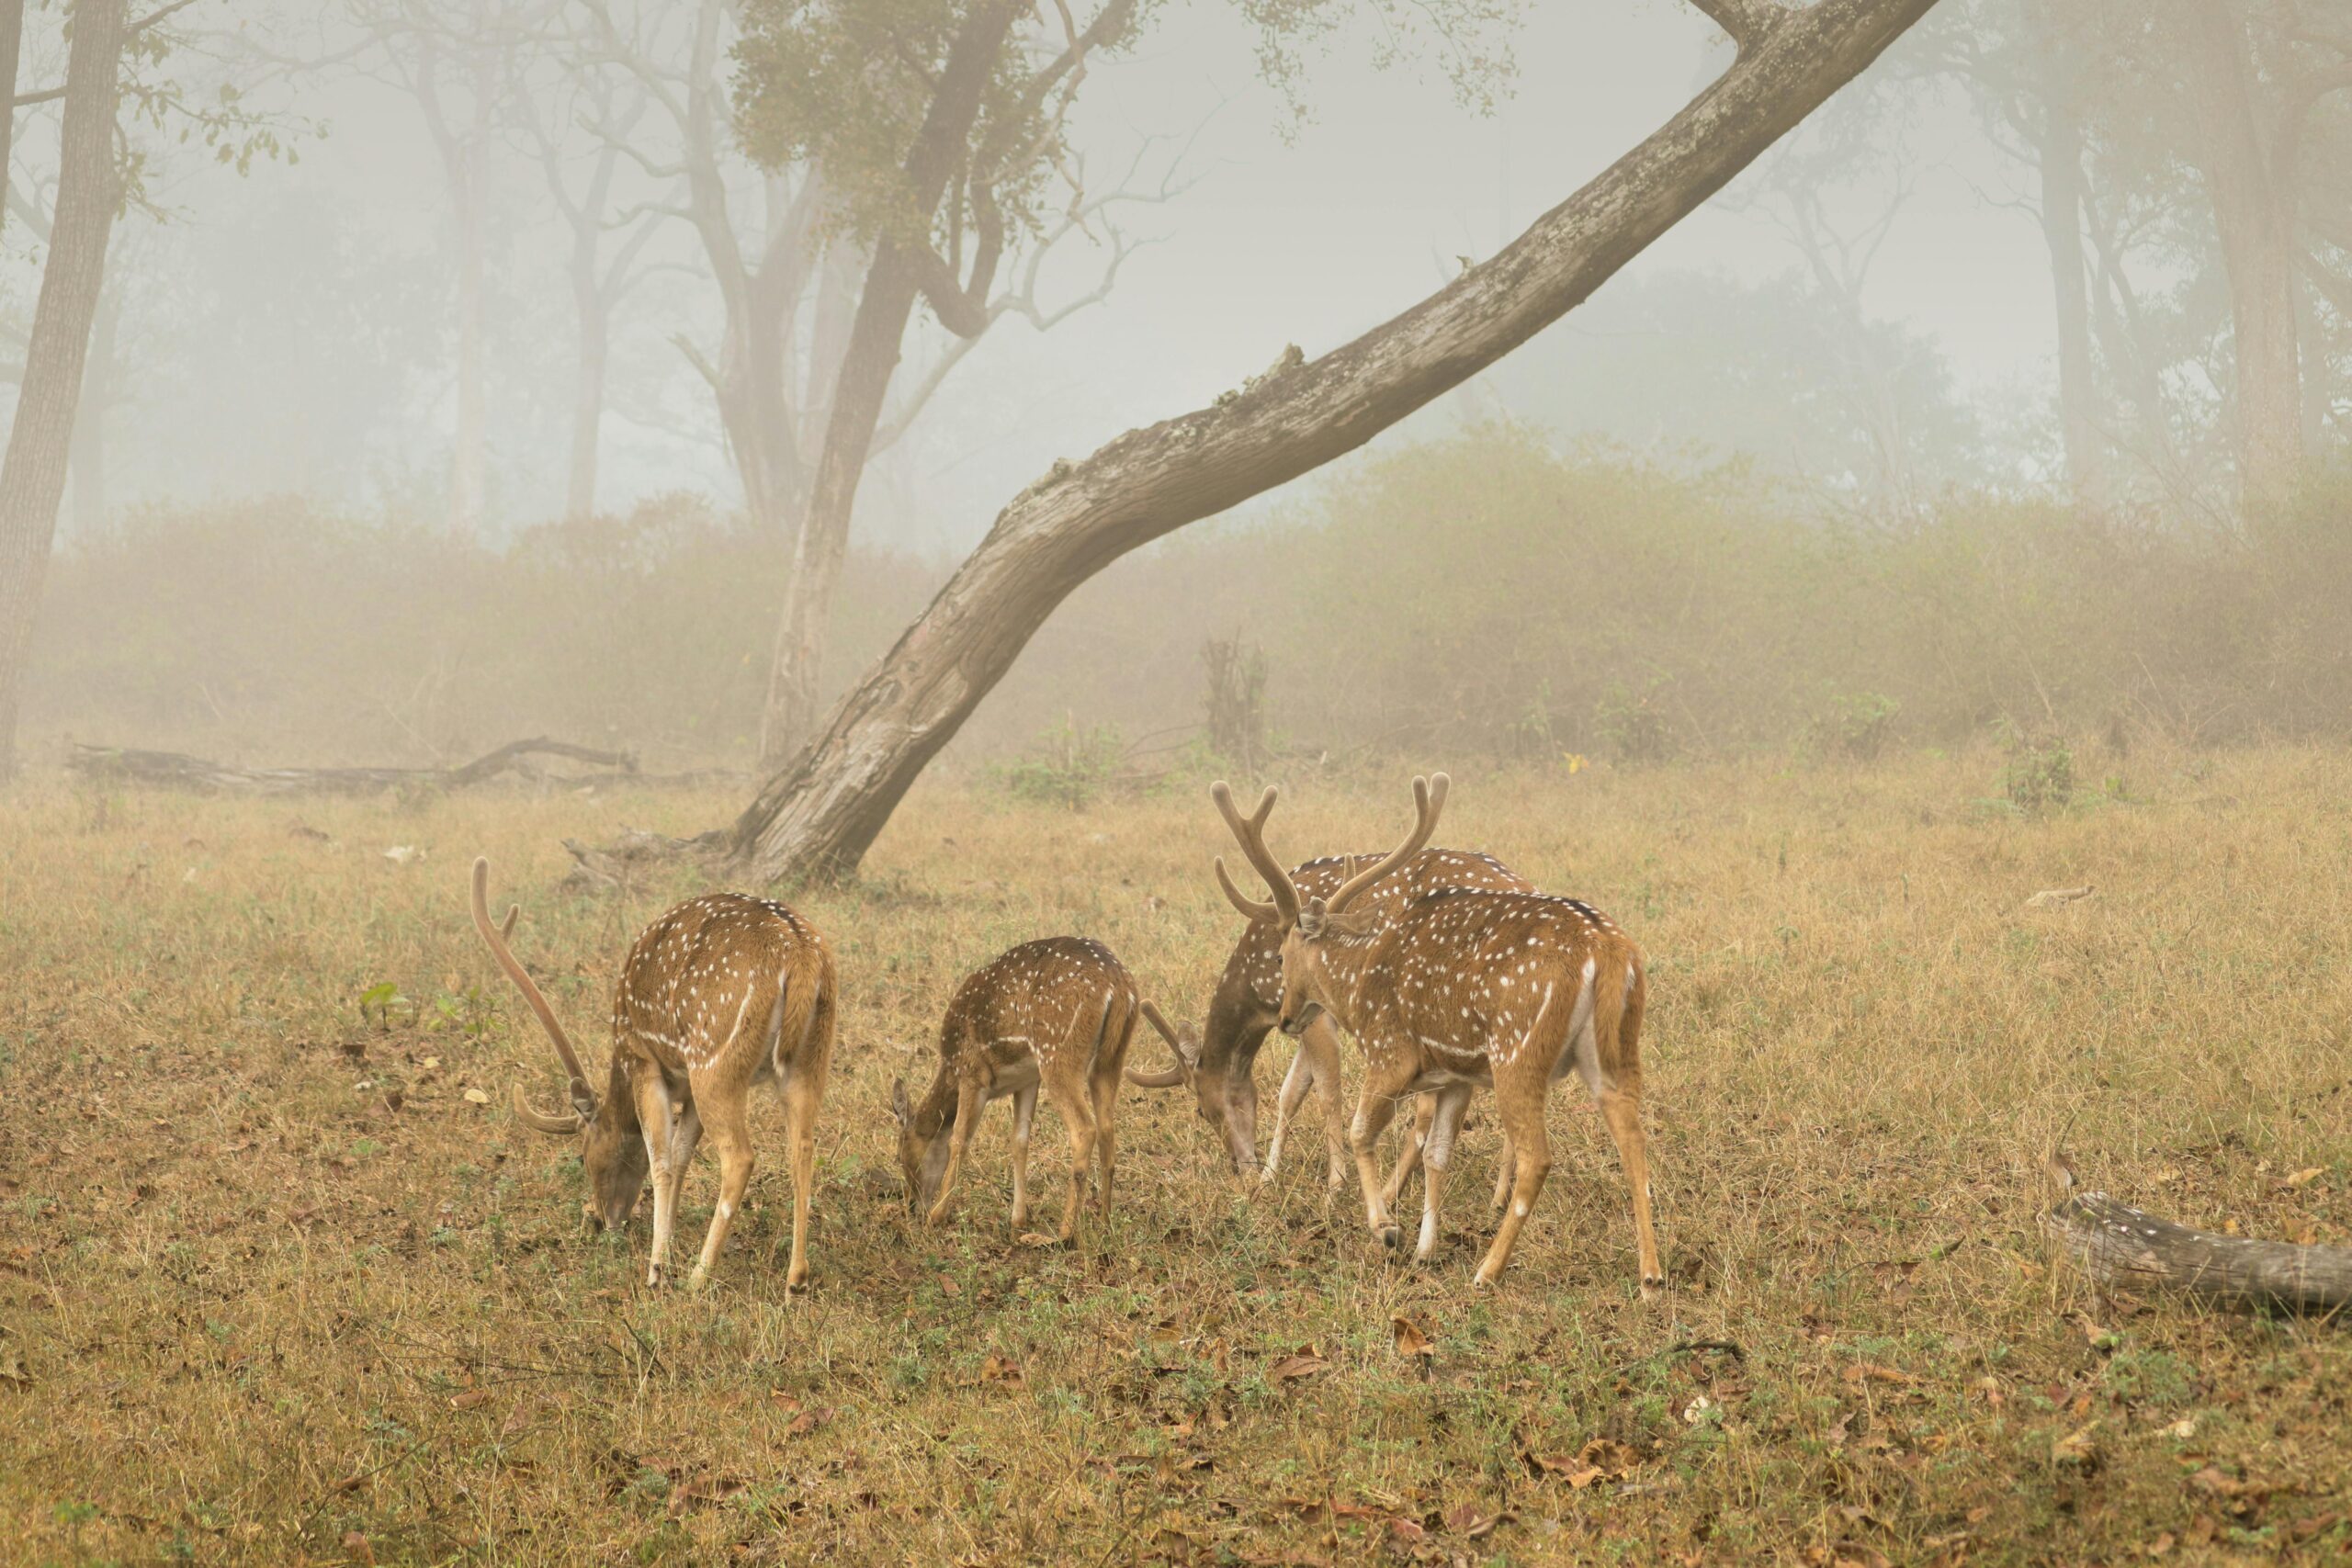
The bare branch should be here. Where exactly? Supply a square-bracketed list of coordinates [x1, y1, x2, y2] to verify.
[128, 0, 205, 37]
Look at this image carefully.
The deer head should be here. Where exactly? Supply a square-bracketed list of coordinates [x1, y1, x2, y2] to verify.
[1213, 774, 1450, 1036]
[888, 1076, 954, 1214]
[471, 858, 648, 1231]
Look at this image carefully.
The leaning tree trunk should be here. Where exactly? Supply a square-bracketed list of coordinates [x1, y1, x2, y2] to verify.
[713, 0, 1940, 884]
[0, 0, 126, 782]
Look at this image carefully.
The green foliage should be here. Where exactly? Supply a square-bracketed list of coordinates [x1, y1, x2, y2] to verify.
[1806, 690, 1903, 761]
[2003, 736, 2075, 816]
[990, 716, 1129, 810]
[1593, 681, 1673, 763]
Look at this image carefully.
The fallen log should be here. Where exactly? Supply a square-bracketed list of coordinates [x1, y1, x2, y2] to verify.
[2042, 1190, 2352, 1317]
[68, 737, 640, 796]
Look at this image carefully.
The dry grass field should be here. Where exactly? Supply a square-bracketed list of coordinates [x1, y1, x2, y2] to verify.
[2, 748, 2347, 1565]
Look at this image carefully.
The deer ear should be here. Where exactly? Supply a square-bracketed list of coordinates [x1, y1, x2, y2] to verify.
[1176, 1024, 1202, 1068]
[890, 1077, 910, 1124]
[1298, 897, 1329, 939]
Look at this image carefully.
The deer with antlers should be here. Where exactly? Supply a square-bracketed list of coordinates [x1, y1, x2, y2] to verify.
[470, 859, 836, 1291]
[1211, 775, 1663, 1294]
[1127, 837, 1532, 1195]
[892, 936, 1163, 1242]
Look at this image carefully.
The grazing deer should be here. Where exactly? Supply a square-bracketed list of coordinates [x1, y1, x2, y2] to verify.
[1127, 843, 1532, 1195]
[471, 859, 836, 1292]
[1211, 776, 1662, 1294]
[891, 937, 1149, 1242]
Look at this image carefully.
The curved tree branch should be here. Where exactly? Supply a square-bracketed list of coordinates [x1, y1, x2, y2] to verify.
[718, 0, 1941, 883]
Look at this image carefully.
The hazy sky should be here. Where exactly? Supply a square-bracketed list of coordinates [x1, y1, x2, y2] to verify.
[62, 0, 2057, 551]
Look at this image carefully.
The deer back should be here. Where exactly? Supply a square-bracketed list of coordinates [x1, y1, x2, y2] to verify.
[1209, 848, 1532, 1054]
[1350, 888, 1640, 1062]
[941, 937, 1136, 1072]
[615, 893, 831, 1083]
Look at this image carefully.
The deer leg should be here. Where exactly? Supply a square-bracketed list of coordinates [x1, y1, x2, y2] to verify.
[1489, 1132, 1516, 1212]
[1301, 1013, 1351, 1194]
[687, 1095, 752, 1290]
[1476, 1070, 1553, 1289]
[1008, 1084, 1039, 1229]
[634, 1075, 692, 1289]
[1381, 1092, 1436, 1211]
[1350, 1046, 1420, 1248]
[924, 1078, 986, 1230]
[1043, 1072, 1098, 1245]
[1598, 1079, 1665, 1303]
[1090, 1069, 1120, 1220]
[1259, 1043, 1315, 1186]
[779, 1065, 824, 1292]
[1414, 1083, 1474, 1262]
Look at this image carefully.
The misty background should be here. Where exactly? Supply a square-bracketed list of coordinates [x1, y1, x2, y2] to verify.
[13, 0, 2350, 773]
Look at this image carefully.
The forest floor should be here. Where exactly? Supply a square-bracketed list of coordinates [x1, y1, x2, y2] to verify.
[1, 746, 2348, 1565]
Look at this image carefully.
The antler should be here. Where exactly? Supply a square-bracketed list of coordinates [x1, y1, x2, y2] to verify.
[471, 857, 596, 1125]
[1211, 780, 1299, 927]
[1325, 773, 1449, 915]
[1125, 999, 1194, 1088]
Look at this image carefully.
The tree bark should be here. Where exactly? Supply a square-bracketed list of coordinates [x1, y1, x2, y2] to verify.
[0, 0, 126, 781]
[2044, 1190, 2352, 1316]
[70, 284, 119, 536]
[753, 0, 1024, 766]
[449, 44, 493, 542]
[715, 0, 1941, 884]
[2179, 2, 2303, 513]
[2029, 0, 2099, 504]
[0, 1, 22, 239]
[565, 222, 608, 521]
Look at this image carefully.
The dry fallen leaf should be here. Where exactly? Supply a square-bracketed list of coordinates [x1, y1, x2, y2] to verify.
[1444, 1502, 1504, 1538]
[2284, 1167, 2324, 1188]
[1269, 1347, 1328, 1383]
[463, 1088, 491, 1106]
[448, 1388, 493, 1411]
[342, 1531, 377, 1566]
[1015, 1231, 1058, 1248]
[1391, 1316, 1434, 1359]
[2024, 885, 2095, 908]
[381, 845, 424, 866]
[1843, 1362, 1923, 1386]
[978, 1353, 1023, 1383]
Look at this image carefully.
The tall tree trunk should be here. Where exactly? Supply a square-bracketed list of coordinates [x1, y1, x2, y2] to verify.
[70, 286, 118, 536]
[752, 0, 1022, 766]
[0, 1, 22, 233]
[0, 0, 126, 779]
[756, 242, 925, 766]
[565, 231, 606, 522]
[2180, 2, 2302, 513]
[449, 84, 492, 541]
[713, 0, 1939, 884]
[2030, 0, 2099, 503]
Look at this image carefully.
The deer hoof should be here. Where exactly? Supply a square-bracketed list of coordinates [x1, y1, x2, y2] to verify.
[1640, 1276, 1666, 1304]
[1376, 1224, 1403, 1250]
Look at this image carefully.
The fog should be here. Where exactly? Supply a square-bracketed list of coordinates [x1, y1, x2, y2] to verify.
[37, 2, 2053, 546]
[6, 0, 2348, 779]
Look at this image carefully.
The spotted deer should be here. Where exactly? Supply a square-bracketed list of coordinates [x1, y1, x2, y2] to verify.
[471, 859, 836, 1291]
[1212, 776, 1663, 1294]
[891, 937, 1150, 1242]
[1127, 842, 1532, 1197]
